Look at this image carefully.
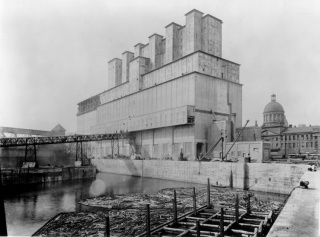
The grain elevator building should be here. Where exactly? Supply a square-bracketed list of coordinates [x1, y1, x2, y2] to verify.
[77, 9, 242, 161]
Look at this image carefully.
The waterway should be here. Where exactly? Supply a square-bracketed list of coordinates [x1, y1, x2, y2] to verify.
[3, 173, 288, 236]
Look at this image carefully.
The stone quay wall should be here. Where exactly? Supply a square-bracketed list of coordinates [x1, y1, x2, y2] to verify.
[92, 159, 307, 194]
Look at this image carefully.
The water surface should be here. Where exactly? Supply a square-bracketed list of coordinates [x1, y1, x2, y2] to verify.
[3, 172, 287, 236]
[3, 173, 202, 236]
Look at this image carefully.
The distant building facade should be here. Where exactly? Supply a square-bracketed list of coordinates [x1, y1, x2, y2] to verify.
[0, 124, 66, 137]
[238, 94, 320, 157]
[0, 124, 77, 168]
[77, 10, 242, 161]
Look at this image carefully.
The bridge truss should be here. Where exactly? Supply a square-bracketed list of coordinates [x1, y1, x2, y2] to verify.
[0, 133, 131, 165]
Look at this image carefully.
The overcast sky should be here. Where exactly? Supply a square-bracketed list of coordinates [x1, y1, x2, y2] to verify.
[0, 0, 319, 132]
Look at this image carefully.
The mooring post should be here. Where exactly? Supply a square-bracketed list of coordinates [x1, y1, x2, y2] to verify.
[75, 142, 78, 161]
[27, 165, 30, 183]
[247, 194, 251, 214]
[173, 190, 177, 224]
[196, 220, 200, 237]
[34, 144, 37, 165]
[207, 178, 211, 208]
[80, 142, 83, 164]
[146, 204, 151, 237]
[235, 194, 239, 225]
[0, 166, 8, 236]
[104, 216, 110, 237]
[193, 187, 196, 215]
[220, 208, 224, 237]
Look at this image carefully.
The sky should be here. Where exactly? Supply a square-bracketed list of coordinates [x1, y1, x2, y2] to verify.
[0, 0, 319, 132]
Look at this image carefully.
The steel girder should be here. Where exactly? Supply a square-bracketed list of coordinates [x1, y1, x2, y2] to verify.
[0, 133, 129, 148]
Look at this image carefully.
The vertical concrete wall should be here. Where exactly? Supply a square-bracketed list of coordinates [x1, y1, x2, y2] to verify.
[121, 51, 134, 83]
[165, 23, 181, 64]
[77, 110, 97, 135]
[201, 15, 222, 57]
[185, 10, 203, 55]
[134, 43, 145, 57]
[108, 58, 122, 89]
[92, 159, 307, 194]
[93, 74, 195, 134]
[129, 57, 150, 93]
[89, 125, 195, 160]
[148, 34, 163, 70]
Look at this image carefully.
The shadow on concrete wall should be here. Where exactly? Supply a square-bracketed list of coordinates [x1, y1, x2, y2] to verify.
[123, 159, 142, 177]
[229, 170, 233, 188]
[243, 162, 249, 190]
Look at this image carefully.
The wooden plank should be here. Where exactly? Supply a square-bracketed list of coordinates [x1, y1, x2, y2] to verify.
[241, 218, 263, 223]
[163, 227, 185, 233]
[176, 229, 190, 237]
[201, 223, 220, 228]
[177, 221, 196, 226]
[186, 216, 206, 221]
[238, 223, 260, 228]
[231, 229, 255, 235]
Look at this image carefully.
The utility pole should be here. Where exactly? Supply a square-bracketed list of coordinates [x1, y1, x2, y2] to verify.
[221, 129, 224, 160]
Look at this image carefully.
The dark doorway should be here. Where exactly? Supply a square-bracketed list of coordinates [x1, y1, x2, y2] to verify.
[196, 142, 203, 159]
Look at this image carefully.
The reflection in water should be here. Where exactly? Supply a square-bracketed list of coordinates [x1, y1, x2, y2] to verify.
[3, 173, 287, 236]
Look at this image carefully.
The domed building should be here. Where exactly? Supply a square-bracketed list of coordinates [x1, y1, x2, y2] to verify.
[262, 94, 287, 128]
[260, 94, 288, 156]
[237, 94, 320, 159]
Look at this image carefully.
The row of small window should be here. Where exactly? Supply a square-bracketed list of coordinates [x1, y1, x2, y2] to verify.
[278, 135, 318, 141]
[274, 142, 318, 148]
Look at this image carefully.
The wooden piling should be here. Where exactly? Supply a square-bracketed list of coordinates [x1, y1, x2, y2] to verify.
[146, 204, 151, 237]
[0, 166, 8, 236]
[247, 194, 251, 214]
[104, 216, 110, 237]
[18, 166, 21, 185]
[207, 178, 211, 208]
[27, 165, 30, 183]
[173, 190, 177, 224]
[196, 220, 200, 237]
[235, 194, 239, 225]
[220, 208, 224, 237]
[193, 187, 196, 215]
